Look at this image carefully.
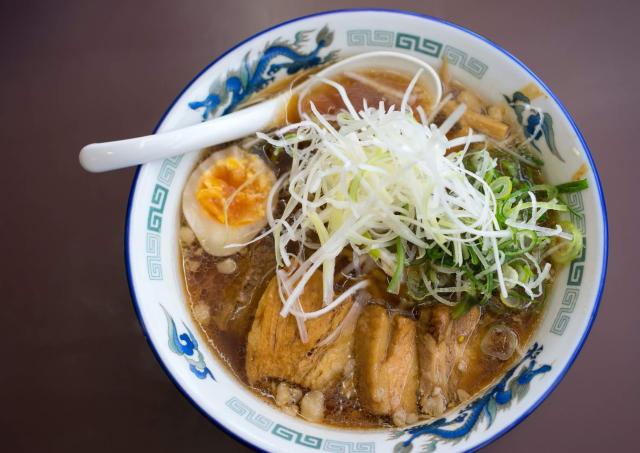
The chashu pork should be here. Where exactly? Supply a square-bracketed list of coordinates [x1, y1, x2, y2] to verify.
[354, 304, 418, 425]
[417, 305, 481, 416]
[246, 272, 355, 391]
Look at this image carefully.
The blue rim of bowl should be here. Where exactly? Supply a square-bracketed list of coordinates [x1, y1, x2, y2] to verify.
[124, 8, 608, 452]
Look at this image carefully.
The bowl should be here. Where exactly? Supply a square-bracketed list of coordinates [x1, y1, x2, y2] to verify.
[125, 9, 608, 452]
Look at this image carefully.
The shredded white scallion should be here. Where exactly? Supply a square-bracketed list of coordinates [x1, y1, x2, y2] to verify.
[256, 72, 569, 340]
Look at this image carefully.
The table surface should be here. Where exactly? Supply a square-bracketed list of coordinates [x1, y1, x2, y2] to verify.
[2, 0, 637, 451]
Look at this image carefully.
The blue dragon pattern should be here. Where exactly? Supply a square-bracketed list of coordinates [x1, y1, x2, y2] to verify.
[161, 305, 215, 380]
[189, 26, 338, 120]
[392, 343, 551, 452]
[504, 91, 564, 162]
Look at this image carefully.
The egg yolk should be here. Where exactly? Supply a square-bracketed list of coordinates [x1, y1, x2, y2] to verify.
[196, 155, 273, 226]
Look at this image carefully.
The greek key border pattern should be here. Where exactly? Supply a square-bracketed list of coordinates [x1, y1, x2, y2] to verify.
[146, 232, 162, 280]
[226, 397, 274, 431]
[225, 397, 375, 451]
[145, 155, 183, 280]
[345, 29, 489, 79]
[442, 45, 488, 79]
[272, 424, 323, 449]
[550, 287, 579, 335]
[551, 191, 587, 335]
[323, 440, 376, 452]
[346, 29, 394, 47]
[395, 32, 442, 57]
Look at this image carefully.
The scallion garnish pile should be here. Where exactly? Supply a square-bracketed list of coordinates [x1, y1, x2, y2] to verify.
[258, 72, 586, 337]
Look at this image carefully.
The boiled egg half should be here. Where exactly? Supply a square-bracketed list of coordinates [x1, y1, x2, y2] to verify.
[182, 145, 276, 256]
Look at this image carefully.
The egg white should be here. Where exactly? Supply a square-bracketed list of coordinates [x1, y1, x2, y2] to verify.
[182, 146, 275, 257]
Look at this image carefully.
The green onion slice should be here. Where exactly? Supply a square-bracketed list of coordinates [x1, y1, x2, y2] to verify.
[556, 179, 589, 193]
[387, 237, 405, 294]
[500, 289, 530, 309]
[551, 220, 583, 264]
[490, 176, 513, 200]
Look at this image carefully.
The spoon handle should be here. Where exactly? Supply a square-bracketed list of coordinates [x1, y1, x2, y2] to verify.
[79, 96, 285, 172]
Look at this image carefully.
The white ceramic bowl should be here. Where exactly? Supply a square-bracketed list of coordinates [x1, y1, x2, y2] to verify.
[125, 9, 608, 452]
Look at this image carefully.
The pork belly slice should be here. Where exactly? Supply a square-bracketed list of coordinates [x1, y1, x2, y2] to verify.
[354, 304, 418, 425]
[417, 305, 481, 416]
[246, 272, 355, 391]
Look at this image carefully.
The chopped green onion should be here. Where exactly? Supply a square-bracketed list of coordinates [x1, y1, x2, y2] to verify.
[387, 237, 405, 294]
[500, 159, 519, 179]
[503, 230, 538, 258]
[531, 184, 559, 201]
[406, 266, 428, 300]
[502, 264, 518, 289]
[462, 267, 480, 298]
[551, 221, 583, 264]
[556, 179, 589, 193]
[490, 176, 513, 200]
[521, 151, 545, 167]
[513, 262, 533, 283]
[483, 168, 498, 184]
[500, 289, 529, 309]
[480, 273, 494, 305]
[497, 196, 519, 224]
[452, 295, 477, 319]
[467, 245, 479, 266]
[517, 229, 537, 249]
[426, 247, 445, 262]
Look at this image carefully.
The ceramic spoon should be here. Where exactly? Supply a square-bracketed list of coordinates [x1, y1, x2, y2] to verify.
[79, 51, 442, 173]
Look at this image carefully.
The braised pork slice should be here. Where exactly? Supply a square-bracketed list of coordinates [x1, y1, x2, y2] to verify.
[417, 305, 481, 416]
[354, 305, 418, 425]
[246, 273, 354, 391]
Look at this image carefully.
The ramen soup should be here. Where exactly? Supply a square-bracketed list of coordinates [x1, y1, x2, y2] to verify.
[179, 62, 587, 428]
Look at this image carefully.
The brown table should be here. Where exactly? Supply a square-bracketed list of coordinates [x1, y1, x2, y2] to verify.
[2, 1, 636, 451]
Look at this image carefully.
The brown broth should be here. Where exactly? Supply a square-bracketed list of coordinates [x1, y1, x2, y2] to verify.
[299, 68, 432, 118]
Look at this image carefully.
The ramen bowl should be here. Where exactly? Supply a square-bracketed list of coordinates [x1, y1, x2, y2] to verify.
[125, 9, 607, 452]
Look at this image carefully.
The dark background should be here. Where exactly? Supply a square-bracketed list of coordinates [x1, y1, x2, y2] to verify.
[1, 0, 636, 451]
